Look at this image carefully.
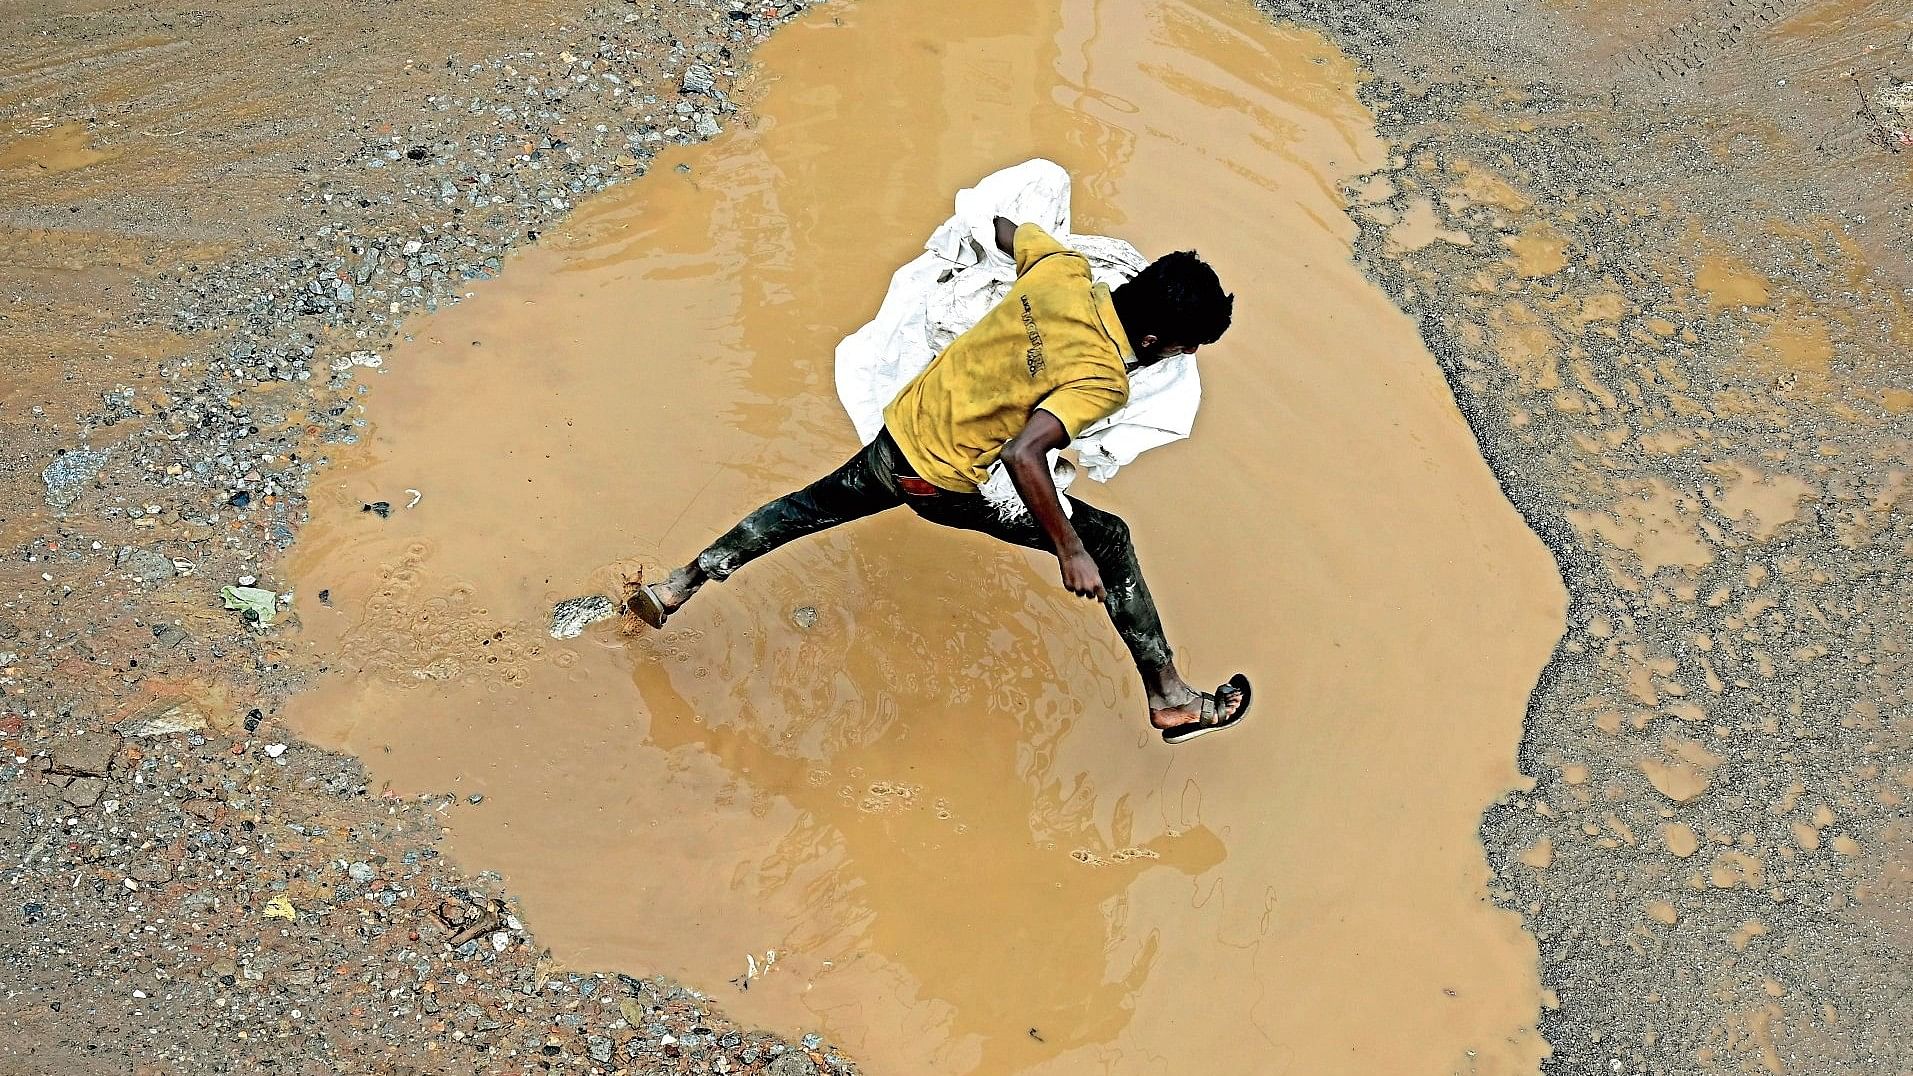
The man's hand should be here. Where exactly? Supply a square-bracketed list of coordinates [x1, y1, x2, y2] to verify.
[993, 215, 1018, 257]
[1059, 547, 1106, 601]
[1001, 411, 1103, 601]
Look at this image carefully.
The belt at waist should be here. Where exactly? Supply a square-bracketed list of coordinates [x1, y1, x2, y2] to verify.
[896, 475, 943, 498]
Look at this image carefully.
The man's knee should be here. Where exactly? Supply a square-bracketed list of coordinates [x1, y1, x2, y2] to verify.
[696, 538, 751, 580]
[697, 501, 788, 580]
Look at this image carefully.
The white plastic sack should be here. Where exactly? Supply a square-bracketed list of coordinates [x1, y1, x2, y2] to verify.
[833, 159, 1200, 518]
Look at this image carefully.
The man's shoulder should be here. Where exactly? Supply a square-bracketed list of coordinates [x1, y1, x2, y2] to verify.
[1017, 255, 1095, 308]
[1017, 235, 1090, 278]
[1059, 340, 1130, 395]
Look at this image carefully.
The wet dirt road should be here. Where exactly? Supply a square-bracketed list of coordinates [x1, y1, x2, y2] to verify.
[284, 0, 1567, 1071]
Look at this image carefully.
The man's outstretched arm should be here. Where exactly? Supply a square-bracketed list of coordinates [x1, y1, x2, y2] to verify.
[1000, 411, 1105, 600]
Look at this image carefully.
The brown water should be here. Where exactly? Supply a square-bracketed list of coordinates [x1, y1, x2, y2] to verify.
[0, 121, 115, 173]
[283, 0, 1566, 1071]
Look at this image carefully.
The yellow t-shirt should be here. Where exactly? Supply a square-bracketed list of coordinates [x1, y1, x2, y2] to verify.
[884, 224, 1134, 493]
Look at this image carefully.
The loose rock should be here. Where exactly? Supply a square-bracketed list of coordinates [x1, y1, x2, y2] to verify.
[61, 777, 108, 807]
[549, 594, 618, 639]
[50, 732, 121, 778]
[40, 446, 109, 508]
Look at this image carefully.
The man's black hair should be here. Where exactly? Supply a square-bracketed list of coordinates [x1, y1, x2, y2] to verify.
[1112, 250, 1234, 349]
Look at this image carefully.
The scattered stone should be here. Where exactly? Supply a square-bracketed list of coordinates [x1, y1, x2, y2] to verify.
[116, 547, 176, 584]
[791, 605, 818, 630]
[50, 731, 121, 778]
[447, 912, 499, 948]
[769, 1051, 820, 1076]
[682, 63, 716, 95]
[363, 500, 392, 519]
[117, 699, 212, 738]
[61, 776, 108, 807]
[41, 446, 109, 508]
[549, 595, 617, 639]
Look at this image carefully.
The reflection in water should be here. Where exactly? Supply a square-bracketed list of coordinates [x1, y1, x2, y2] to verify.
[284, 0, 1566, 1072]
[631, 567, 1225, 1069]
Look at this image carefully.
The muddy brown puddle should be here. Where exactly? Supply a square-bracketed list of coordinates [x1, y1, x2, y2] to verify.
[283, 0, 1566, 1071]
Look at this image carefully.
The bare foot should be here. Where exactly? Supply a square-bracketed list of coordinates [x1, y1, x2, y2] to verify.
[1148, 678, 1247, 730]
[650, 564, 704, 612]
[1147, 683, 1203, 729]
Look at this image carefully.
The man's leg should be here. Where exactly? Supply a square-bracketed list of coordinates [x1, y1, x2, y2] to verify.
[648, 432, 907, 617]
[907, 494, 1212, 727]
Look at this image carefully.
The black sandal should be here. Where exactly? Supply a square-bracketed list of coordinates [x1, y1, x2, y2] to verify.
[1161, 674, 1252, 744]
[624, 582, 671, 628]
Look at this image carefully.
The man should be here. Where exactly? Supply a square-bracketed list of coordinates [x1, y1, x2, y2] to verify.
[629, 216, 1250, 743]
